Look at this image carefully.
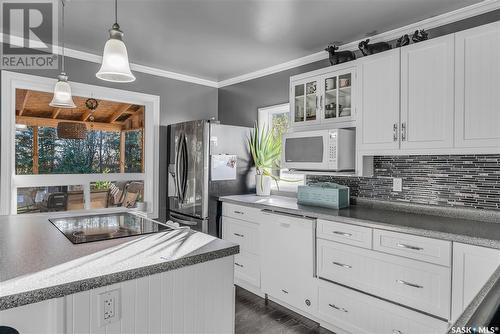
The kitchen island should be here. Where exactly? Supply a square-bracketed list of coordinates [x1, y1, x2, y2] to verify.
[0, 212, 238, 334]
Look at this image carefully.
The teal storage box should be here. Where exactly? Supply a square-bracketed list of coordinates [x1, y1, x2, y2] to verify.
[297, 182, 350, 209]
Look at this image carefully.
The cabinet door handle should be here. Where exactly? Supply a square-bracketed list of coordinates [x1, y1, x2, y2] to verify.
[397, 243, 423, 251]
[233, 233, 244, 238]
[233, 210, 244, 215]
[393, 123, 398, 142]
[320, 95, 323, 111]
[235, 262, 244, 268]
[333, 231, 352, 237]
[332, 261, 352, 269]
[396, 279, 423, 289]
[281, 289, 289, 294]
[328, 303, 348, 313]
[401, 122, 407, 141]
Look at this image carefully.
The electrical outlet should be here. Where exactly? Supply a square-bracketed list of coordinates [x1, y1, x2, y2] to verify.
[98, 289, 121, 327]
[393, 178, 403, 192]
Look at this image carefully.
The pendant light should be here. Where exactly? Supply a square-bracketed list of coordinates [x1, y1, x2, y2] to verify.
[96, 0, 135, 83]
[50, 0, 76, 108]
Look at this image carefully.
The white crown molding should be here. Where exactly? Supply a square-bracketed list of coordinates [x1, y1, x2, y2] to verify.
[217, 0, 500, 87]
[58, 46, 220, 88]
[1, 0, 499, 89]
[0, 34, 219, 88]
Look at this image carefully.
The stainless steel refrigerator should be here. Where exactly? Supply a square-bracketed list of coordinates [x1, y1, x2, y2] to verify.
[167, 120, 255, 237]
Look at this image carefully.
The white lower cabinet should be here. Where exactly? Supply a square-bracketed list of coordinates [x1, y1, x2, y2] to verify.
[318, 280, 448, 334]
[222, 215, 262, 292]
[451, 243, 500, 322]
[260, 211, 317, 315]
[317, 239, 451, 319]
[233, 252, 260, 287]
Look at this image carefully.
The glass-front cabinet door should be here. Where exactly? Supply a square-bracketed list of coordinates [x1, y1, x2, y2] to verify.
[322, 70, 353, 122]
[291, 78, 320, 125]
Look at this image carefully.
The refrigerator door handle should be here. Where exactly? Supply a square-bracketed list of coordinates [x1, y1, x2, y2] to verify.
[175, 134, 184, 202]
[170, 213, 198, 226]
[180, 135, 188, 202]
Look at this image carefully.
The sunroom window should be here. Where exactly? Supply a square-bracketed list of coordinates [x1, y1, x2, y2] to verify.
[13, 88, 145, 214]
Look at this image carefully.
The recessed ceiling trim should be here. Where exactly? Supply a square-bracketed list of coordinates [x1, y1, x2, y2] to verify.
[217, 0, 500, 88]
[1, 0, 499, 89]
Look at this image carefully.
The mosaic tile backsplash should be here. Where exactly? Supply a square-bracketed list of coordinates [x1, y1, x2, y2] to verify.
[306, 155, 500, 211]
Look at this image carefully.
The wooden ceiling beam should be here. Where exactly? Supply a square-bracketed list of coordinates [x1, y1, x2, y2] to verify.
[108, 104, 132, 123]
[81, 110, 93, 122]
[16, 116, 123, 132]
[18, 90, 30, 116]
[52, 108, 62, 119]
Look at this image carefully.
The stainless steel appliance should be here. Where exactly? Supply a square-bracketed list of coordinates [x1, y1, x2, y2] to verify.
[282, 128, 355, 171]
[167, 120, 254, 237]
[49, 212, 171, 244]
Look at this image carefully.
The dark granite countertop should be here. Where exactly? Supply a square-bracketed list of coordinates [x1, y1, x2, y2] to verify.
[0, 213, 238, 310]
[220, 195, 500, 249]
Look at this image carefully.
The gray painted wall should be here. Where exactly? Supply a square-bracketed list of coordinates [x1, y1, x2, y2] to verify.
[1, 55, 218, 221]
[218, 10, 500, 127]
[218, 60, 329, 127]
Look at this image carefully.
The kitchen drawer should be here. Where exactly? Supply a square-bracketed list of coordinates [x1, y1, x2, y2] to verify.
[317, 219, 372, 249]
[234, 252, 260, 288]
[222, 216, 260, 255]
[373, 229, 452, 266]
[318, 280, 448, 334]
[222, 203, 263, 222]
[317, 239, 451, 319]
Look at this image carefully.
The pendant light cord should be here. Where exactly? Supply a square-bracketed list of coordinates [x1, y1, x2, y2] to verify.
[61, 0, 65, 73]
[115, 0, 118, 24]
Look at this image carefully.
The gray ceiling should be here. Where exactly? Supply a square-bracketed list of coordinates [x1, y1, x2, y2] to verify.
[64, 0, 482, 82]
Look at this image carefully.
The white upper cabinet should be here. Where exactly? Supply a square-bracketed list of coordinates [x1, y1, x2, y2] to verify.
[357, 49, 401, 151]
[291, 76, 321, 126]
[400, 35, 455, 150]
[290, 64, 356, 128]
[455, 21, 500, 149]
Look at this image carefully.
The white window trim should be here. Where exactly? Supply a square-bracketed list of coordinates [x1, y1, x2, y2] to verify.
[1, 70, 160, 218]
[257, 102, 290, 131]
[257, 103, 305, 193]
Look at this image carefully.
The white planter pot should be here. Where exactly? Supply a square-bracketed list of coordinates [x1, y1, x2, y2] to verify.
[135, 201, 147, 212]
[255, 174, 272, 196]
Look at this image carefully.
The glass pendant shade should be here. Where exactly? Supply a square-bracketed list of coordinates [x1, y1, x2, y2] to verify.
[49, 73, 77, 108]
[96, 24, 135, 83]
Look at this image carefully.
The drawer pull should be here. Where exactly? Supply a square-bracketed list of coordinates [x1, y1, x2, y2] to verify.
[397, 243, 423, 251]
[233, 233, 245, 237]
[233, 210, 245, 215]
[235, 262, 244, 268]
[328, 303, 348, 313]
[281, 289, 289, 294]
[396, 279, 423, 289]
[333, 231, 352, 237]
[332, 261, 352, 269]
[393, 330, 403, 334]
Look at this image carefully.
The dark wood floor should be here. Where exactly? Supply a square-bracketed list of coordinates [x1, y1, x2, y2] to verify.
[235, 287, 335, 334]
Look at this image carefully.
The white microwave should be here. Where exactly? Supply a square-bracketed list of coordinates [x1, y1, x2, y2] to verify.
[282, 129, 355, 171]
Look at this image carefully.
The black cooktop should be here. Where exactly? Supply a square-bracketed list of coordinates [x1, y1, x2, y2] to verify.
[49, 212, 171, 244]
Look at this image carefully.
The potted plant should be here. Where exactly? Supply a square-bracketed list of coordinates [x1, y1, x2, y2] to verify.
[248, 123, 282, 196]
[135, 193, 147, 211]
